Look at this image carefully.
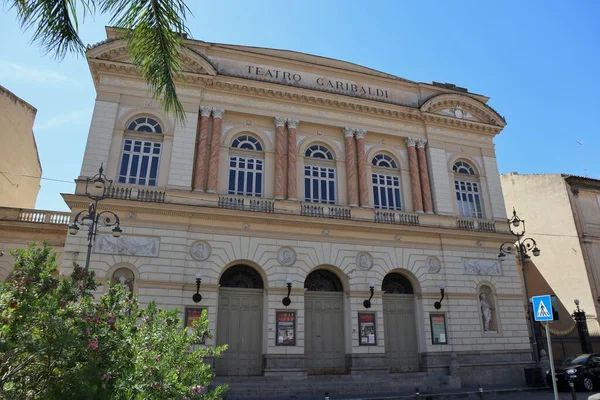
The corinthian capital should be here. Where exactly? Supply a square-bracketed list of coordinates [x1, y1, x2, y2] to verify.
[286, 119, 299, 129]
[405, 137, 418, 147]
[416, 138, 428, 149]
[200, 106, 212, 117]
[274, 117, 287, 128]
[343, 127, 355, 139]
[212, 108, 224, 119]
[355, 129, 367, 139]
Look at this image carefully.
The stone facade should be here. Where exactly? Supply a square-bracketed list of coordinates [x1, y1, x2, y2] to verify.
[60, 27, 531, 390]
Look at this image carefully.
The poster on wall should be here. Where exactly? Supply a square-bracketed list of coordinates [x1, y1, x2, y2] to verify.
[276, 311, 296, 346]
[185, 307, 206, 344]
[358, 313, 377, 346]
[430, 313, 448, 345]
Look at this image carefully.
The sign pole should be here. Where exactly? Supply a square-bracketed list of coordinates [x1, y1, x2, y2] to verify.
[545, 322, 559, 400]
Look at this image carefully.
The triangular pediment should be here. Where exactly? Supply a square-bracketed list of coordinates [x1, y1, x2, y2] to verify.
[421, 93, 506, 127]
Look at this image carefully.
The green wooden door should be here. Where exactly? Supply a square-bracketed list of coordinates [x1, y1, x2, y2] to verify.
[383, 294, 418, 372]
[305, 292, 345, 374]
[216, 288, 263, 376]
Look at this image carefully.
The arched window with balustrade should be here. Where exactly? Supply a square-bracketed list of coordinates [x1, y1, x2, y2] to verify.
[228, 134, 264, 197]
[452, 160, 483, 218]
[371, 153, 402, 210]
[118, 116, 163, 186]
[304, 144, 336, 204]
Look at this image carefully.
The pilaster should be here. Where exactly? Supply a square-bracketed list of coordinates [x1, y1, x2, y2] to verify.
[417, 138, 433, 214]
[206, 108, 224, 193]
[274, 117, 287, 200]
[286, 119, 299, 201]
[192, 106, 212, 191]
[355, 129, 369, 208]
[405, 137, 424, 213]
[343, 127, 358, 207]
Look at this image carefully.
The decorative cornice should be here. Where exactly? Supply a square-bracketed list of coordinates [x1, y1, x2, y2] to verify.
[211, 108, 224, 119]
[416, 138, 428, 149]
[343, 127, 355, 139]
[274, 117, 287, 128]
[286, 119, 299, 129]
[405, 137, 418, 147]
[355, 128, 366, 139]
[420, 93, 506, 127]
[199, 106, 212, 117]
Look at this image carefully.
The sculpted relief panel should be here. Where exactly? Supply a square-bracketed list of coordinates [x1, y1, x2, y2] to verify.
[95, 234, 160, 257]
[462, 259, 501, 276]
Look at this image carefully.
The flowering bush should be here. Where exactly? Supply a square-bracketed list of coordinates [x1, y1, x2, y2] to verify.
[0, 243, 227, 399]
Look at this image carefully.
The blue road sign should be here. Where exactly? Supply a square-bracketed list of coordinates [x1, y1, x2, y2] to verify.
[532, 295, 554, 322]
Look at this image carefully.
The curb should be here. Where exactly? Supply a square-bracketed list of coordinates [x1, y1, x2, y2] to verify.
[346, 386, 547, 400]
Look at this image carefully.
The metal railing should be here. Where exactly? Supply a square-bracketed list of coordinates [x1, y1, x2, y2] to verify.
[457, 217, 496, 232]
[301, 204, 351, 220]
[18, 210, 70, 225]
[218, 196, 275, 213]
[374, 210, 420, 226]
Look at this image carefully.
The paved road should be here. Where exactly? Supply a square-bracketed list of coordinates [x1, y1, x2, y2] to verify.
[475, 389, 600, 400]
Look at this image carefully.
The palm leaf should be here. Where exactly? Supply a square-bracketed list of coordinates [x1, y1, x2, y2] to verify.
[100, 0, 191, 124]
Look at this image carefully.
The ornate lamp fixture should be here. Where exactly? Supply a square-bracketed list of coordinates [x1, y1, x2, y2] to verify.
[434, 285, 446, 310]
[192, 272, 202, 303]
[363, 282, 375, 308]
[282, 277, 292, 306]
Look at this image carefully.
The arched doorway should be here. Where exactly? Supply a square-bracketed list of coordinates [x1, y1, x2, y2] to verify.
[382, 272, 418, 372]
[304, 269, 345, 374]
[216, 265, 264, 376]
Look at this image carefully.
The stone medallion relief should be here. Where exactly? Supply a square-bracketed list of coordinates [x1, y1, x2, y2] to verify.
[356, 252, 373, 271]
[190, 240, 211, 261]
[277, 247, 296, 266]
[426, 256, 442, 273]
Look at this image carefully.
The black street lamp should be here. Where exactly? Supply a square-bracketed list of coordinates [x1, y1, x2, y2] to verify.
[498, 208, 541, 366]
[68, 164, 122, 269]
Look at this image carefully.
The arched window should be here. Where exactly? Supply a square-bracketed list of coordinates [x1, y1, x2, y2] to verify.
[453, 160, 483, 218]
[228, 134, 264, 197]
[371, 153, 402, 210]
[118, 116, 163, 186]
[304, 144, 336, 204]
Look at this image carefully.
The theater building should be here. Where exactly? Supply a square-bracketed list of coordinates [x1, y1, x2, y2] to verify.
[61, 27, 531, 393]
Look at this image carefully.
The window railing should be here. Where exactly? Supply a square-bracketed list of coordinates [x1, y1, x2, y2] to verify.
[18, 210, 70, 225]
[104, 186, 165, 203]
[374, 211, 420, 226]
[457, 217, 496, 232]
[218, 196, 274, 213]
[301, 204, 351, 220]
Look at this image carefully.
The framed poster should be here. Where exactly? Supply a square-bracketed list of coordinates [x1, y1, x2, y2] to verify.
[276, 311, 296, 346]
[430, 313, 448, 345]
[185, 307, 206, 344]
[358, 312, 377, 346]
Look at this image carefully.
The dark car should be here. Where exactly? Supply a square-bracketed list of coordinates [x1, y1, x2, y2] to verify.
[546, 354, 600, 391]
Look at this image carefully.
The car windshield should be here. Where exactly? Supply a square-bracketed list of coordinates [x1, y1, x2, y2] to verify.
[562, 355, 590, 365]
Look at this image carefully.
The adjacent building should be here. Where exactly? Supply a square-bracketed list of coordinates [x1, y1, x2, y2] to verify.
[501, 173, 600, 330]
[61, 27, 532, 393]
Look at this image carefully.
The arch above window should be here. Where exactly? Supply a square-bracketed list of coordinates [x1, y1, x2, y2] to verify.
[305, 145, 334, 160]
[382, 273, 414, 294]
[304, 269, 343, 292]
[453, 161, 476, 175]
[127, 117, 163, 134]
[219, 265, 264, 289]
[372, 154, 398, 169]
[232, 134, 263, 151]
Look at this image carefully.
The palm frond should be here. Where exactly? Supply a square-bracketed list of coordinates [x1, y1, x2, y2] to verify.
[100, 0, 191, 124]
[7, 0, 92, 59]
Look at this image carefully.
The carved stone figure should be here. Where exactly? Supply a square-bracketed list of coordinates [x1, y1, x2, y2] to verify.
[463, 259, 501, 276]
[480, 293, 495, 331]
[277, 247, 296, 266]
[190, 241, 211, 261]
[427, 256, 441, 273]
[95, 234, 159, 257]
[356, 252, 373, 270]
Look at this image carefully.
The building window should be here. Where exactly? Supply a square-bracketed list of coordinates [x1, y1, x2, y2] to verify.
[228, 134, 264, 197]
[371, 154, 402, 210]
[304, 145, 336, 204]
[453, 160, 483, 218]
[118, 116, 163, 186]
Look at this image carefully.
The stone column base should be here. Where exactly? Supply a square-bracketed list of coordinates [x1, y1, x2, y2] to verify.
[346, 353, 389, 374]
[263, 354, 307, 378]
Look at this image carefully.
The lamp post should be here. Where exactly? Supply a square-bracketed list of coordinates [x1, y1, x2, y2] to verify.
[68, 164, 122, 269]
[498, 208, 541, 366]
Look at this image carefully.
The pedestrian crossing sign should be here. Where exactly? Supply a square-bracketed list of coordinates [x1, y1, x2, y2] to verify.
[532, 295, 554, 322]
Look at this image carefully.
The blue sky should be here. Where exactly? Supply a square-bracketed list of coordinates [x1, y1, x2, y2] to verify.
[1, 0, 599, 211]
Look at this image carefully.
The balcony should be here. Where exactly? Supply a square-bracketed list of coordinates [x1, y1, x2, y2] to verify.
[218, 196, 275, 213]
[301, 204, 351, 220]
[0, 208, 70, 225]
[456, 217, 496, 232]
[374, 210, 419, 226]
[103, 186, 165, 203]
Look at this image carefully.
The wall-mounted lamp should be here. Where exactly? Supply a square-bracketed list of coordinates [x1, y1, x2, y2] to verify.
[192, 272, 202, 303]
[363, 281, 375, 309]
[282, 277, 292, 307]
[434, 285, 446, 310]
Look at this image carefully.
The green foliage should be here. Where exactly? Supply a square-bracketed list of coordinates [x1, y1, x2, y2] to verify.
[6, 0, 190, 124]
[0, 243, 227, 399]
